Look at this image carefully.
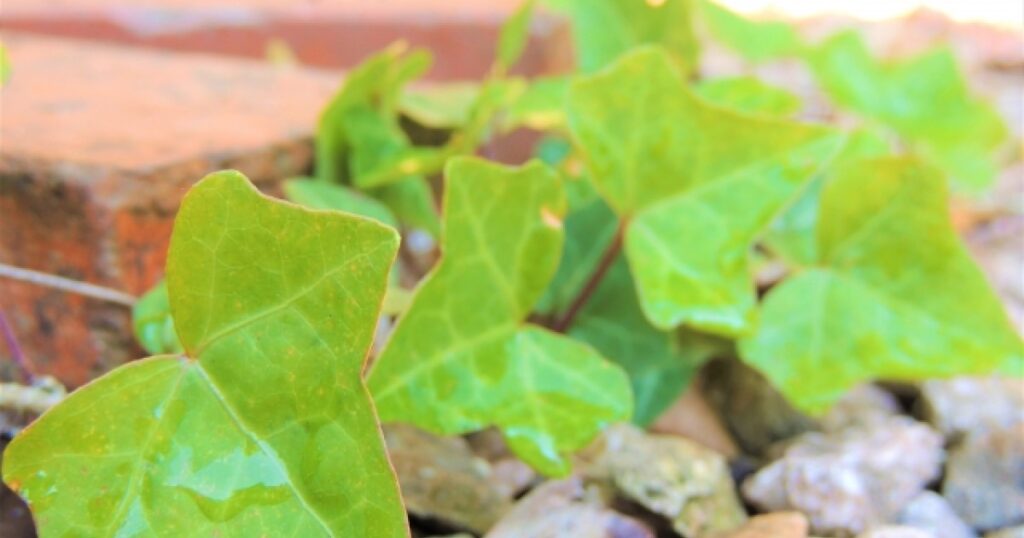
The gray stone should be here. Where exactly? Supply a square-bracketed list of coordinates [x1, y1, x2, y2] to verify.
[898, 492, 976, 538]
[921, 377, 1024, 438]
[742, 416, 944, 536]
[822, 384, 901, 432]
[943, 422, 1024, 531]
[383, 424, 511, 534]
[581, 424, 747, 537]
[485, 478, 653, 538]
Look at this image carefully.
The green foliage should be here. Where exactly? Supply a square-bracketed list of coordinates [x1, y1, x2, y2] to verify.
[695, 76, 801, 117]
[699, 0, 804, 62]
[4, 172, 406, 536]
[132, 280, 182, 355]
[312, 43, 441, 236]
[567, 47, 843, 336]
[762, 127, 892, 266]
[284, 179, 399, 228]
[502, 76, 570, 132]
[400, 83, 478, 129]
[9, 3, 1023, 533]
[497, 0, 537, 72]
[809, 31, 1009, 190]
[556, 0, 700, 76]
[740, 159, 1023, 412]
[368, 158, 632, 476]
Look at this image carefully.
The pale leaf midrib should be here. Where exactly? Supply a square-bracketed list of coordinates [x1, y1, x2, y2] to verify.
[193, 364, 335, 537]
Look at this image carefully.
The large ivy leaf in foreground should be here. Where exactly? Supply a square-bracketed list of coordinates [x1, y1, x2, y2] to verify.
[368, 158, 632, 477]
[810, 31, 1008, 190]
[741, 158, 1024, 413]
[4, 172, 407, 537]
[567, 47, 842, 336]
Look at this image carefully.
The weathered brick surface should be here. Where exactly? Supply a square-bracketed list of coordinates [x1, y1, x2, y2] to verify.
[0, 34, 339, 386]
[0, 0, 572, 80]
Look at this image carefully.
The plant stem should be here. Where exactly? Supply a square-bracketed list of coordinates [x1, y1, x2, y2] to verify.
[552, 220, 625, 333]
[0, 308, 32, 383]
[0, 263, 136, 307]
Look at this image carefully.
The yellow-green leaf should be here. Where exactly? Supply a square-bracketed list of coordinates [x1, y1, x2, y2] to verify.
[559, 0, 699, 76]
[568, 47, 843, 335]
[695, 76, 801, 117]
[699, 0, 804, 63]
[368, 158, 632, 477]
[4, 171, 407, 537]
[740, 158, 1024, 413]
[809, 31, 1008, 190]
[497, 0, 536, 72]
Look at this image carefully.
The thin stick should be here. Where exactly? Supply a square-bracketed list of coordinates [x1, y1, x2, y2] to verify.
[552, 220, 625, 333]
[0, 308, 31, 383]
[0, 263, 136, 307]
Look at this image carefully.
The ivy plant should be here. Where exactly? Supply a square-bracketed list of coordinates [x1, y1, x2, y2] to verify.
[4, 172, 407, 536]
[566, 46, 843, 336]
[367, 157, 632, 476]
[808, 31, 1009, 190]
[6, 1, 1023, 534]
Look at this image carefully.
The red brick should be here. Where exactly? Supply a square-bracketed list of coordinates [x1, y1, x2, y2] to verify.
[0, 34, 339, 386]
[0, 0, 572, 80]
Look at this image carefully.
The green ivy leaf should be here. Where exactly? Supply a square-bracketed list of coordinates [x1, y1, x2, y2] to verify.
[699, 0, 804, 63]
[809, 31, 1009, 190]
[317, 43, 429, 184]
[368, 158, 632, 477]
[740, 158, 1024, 413]
[284, 178, 398, 229]
[534, 189, 721, 425]
[534, 187, 617, 316]
[762, 127, 892, 266]
[132, 280, 183, 356]
[568, 256, 720, 425]
[400, 83, 479, 129]
[4, 171, 407, 536]
[315, 44, 441, 236]
[695, 76, 801, 117]
[502, 76, 570, 132]
[559, 0, 699, 76]
[497, 0, 536, 72]
[567, 47, 843, 335]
